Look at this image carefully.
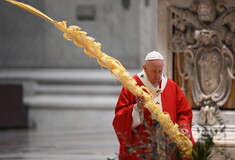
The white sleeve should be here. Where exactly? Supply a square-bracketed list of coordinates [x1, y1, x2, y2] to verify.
[132, 104, 144, 128]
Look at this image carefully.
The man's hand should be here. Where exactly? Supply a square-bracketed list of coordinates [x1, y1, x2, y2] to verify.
[180, 128, 190, 139]
[136, 96, 145, 111]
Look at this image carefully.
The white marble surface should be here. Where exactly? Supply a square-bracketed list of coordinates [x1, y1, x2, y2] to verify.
[0, 126, 234, 160]
[0, 130, 119, 160]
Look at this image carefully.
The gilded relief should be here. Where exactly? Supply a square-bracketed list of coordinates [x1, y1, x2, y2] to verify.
[170, 0, 235, 125]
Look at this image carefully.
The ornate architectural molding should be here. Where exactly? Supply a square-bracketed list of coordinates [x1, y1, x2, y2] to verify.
[169, 0, 235, 125]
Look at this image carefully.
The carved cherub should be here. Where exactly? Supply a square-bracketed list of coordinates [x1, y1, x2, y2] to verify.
[169, 0, 235, 53]
[222, 9, 235, 52]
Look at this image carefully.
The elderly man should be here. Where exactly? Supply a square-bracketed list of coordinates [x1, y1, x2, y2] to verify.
[113, 51, 194, 160]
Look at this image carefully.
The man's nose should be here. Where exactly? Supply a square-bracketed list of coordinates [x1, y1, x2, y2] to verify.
[155, 74, 161, 79]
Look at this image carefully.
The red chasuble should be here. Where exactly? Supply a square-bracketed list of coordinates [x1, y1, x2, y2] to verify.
[112, 74, 194, 160]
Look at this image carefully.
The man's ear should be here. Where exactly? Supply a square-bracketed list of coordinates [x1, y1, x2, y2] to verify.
[142, 64, 146, 70]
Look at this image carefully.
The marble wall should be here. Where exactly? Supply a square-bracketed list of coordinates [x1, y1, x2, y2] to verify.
[0, 0, 157, 69]
[0, 0, 157, 132]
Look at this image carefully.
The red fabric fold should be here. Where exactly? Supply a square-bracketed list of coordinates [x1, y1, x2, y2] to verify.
[113, 75, 194, 160]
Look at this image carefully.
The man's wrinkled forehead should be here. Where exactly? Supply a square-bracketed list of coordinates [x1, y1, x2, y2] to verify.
[146, 59, 165, 65]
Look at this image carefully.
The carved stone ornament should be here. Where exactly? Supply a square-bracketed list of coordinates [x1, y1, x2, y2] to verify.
[169, 0, 235, 125]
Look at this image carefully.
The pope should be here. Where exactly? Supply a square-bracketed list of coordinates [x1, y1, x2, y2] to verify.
[113, 51, 194, 160]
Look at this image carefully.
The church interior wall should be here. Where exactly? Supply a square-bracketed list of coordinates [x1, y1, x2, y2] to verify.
[0, 0, 157, 132]
[0, 0, 235, 158]
[0, 0, 156, 69]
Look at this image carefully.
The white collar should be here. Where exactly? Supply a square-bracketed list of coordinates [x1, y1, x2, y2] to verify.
[137, 70, 167, 95]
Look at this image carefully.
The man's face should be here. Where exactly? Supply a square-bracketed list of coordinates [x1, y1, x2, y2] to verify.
[143, 60, 164, 84]
[197, 0, 216, 22]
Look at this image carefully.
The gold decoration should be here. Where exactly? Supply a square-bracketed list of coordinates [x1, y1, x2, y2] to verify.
[5, 0, 193, 158]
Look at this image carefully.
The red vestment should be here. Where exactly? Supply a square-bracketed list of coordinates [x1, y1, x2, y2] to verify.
[113, 74, 194, 160]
